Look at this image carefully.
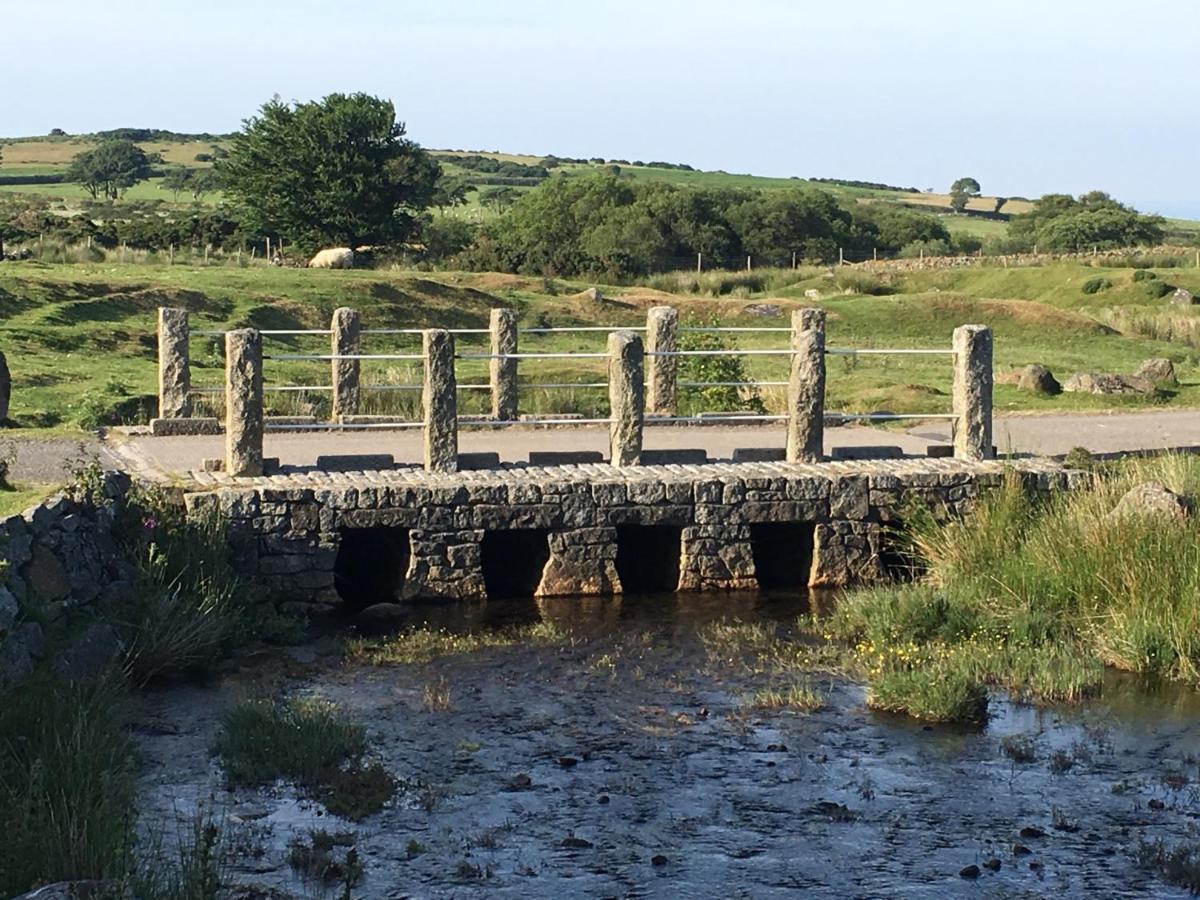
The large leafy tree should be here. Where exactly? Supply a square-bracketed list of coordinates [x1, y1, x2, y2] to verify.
[949, 177, 981, 213]
[65, 140, 158, 200]
[1009, 192, 1165, 251]
[220, 93, 441, 249]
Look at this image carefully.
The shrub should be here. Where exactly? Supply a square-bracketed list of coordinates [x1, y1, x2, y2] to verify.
[1081, 276, 1112, 295]
[1144, 279, 1175, 299]
[835, 269, 894, 296]
[1132, 269, 1157, 282]
[677, 316, 766, 415]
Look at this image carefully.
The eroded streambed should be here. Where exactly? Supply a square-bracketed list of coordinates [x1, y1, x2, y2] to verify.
[133, 592, 1200, 898]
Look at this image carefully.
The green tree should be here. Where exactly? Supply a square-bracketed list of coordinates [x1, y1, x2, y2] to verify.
[65, 140, 158, 200]
[219, 93, 441, 249]
[160, 167, 192, 202]
[949, 177, 981, 213]
[188, 168, 222, 202]
[1008, 192, 1165, 251]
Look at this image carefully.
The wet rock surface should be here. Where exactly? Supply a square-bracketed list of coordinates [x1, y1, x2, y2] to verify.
[133, 593, 1200, 898]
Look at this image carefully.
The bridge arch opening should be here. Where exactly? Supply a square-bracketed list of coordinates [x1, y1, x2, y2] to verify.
[616, 525, 682, 593]
[481, 529, 551, 599]
[750, 522, 815, 590]
[334, 527, 410, 614]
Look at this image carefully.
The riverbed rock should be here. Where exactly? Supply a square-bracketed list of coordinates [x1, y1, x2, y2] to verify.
[1134, 357, 1177, 385]
[1062, 372, 1154, 395]
[1112, 481, 1191, 519]
[1016, 364, 1061, 395]
[1168, 288, 1195, 307]
[959, 865, 981, 879]
[355, 602, 407, 628]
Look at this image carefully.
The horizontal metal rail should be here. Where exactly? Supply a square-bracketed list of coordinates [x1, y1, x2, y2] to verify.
[456, 352, 611, 360]
[265, 421, 425, 431]
[520, 382, 608, 389]
[647, 349, 796, 357]
[647, 414, 789, 423]
[265, 353, 426, 361]
[829, 412, 958, 420]
[460, 417, 614, 427]
[361, 384, 491, 391]
[190, 385, 334, 394]
[521, 326, 644, 334]
[679, 326, 792, 333]
[825, 348, 955, 356]
[679, 380, 787, 388]
[192, 329, 331, 337]
[361, 328, 490, 335]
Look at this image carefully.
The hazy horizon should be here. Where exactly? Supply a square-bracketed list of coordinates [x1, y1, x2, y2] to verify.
[5, 0, 1197, 218]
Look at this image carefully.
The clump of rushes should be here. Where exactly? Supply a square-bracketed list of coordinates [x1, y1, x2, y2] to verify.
[747, 681, 825, 712]
[828, 455, 1200, 723]
[213, 697, 394, 820]
[346, 620, 564, 666]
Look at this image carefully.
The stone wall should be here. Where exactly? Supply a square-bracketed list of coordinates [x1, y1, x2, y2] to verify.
[0, 473, 135, 687]
[184, 459, 1085, 616]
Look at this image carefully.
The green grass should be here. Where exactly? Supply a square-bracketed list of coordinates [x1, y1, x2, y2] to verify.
[1, 259, 1200, 432]
[213, 697, 367, 786]
[0, 675, 136, 895]
[347, 620, 565, 665]
[828, 454, 1200, 722]
[0, 483, 55, 517]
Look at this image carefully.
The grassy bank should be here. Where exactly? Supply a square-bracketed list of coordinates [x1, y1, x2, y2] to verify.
[2, 259, 1199, 432]
[828, 454, 1200, 722]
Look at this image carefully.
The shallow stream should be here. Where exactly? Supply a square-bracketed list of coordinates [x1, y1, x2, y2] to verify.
[134, 591, 1200, 898]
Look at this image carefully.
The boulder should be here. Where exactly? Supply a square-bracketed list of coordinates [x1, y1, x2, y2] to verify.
[0, 350, 10, 422]
[53, 623, 126, 682]
[0, 622, 44, 688]
[582, 287, 604, 302]
[0, 585, 16, 634]
[27, 544, 71, 602]
[1134, 357, 1177, 385]
[1112, 482, 1191, 520]
[1062, 372, 1154, 395]
[1168, 288, 1195, 307]
[308, 247, 354, 269]
[804, 288, 822, 299]
[743, 303, 782, 318]
[1016, 364, 1061, 395]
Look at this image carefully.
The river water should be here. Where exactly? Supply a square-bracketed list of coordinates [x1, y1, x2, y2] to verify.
[133, 591, 1200, 898]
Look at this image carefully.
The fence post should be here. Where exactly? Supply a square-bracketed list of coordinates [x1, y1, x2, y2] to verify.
[225, 329, 263, 477]
[157, 307, 191, 418]
[952, 325, 993, 460]
[645, 306, 678, 416]
[489, 308, 518, 421]
[330, 307, 361, 419]
[786, 308, 825, 463]
[423, 329, 458, 473]
[608, 330, 644, 466]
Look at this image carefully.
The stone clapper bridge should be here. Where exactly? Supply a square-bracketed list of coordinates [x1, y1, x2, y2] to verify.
[152, 305, 1078, 615]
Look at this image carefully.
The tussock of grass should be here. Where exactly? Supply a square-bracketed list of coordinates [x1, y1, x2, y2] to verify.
[346, 620, 565, 666]
[747, 681, 824, 712]
[213, 697, 366, 786]
[1137, 839, 1200, 893]
[0, 675, 135, 896]
[700, 620, 842, 674]
[831, 455, 1200, 722]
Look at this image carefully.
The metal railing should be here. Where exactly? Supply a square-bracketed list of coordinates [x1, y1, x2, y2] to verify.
[156, 304, 993, 475]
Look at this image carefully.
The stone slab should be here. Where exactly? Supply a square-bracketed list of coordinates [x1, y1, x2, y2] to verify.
[459, 452, 501, 470]
[641, 449, 709, 465]
[831, 445, 905, 461]
[528, 451, 605, 465]
[315, 454, 395, 472]
[732, 447, 785, 463]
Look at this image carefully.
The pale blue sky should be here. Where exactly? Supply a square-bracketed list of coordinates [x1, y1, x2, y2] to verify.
[4, 0, 1197, 216]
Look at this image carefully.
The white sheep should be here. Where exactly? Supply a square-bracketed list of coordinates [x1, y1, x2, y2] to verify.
[308, 247, 355, 269]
